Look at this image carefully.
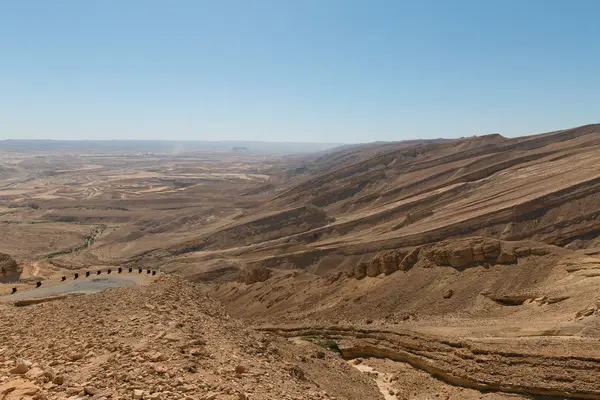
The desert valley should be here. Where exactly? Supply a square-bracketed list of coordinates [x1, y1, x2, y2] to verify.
[1, 124, 600, 399]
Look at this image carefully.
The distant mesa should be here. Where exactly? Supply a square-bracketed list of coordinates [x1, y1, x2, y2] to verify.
[232, 146, 249, 152]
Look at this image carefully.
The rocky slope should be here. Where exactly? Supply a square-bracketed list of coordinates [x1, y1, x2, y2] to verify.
[162, 124, 600, 281]
[0, 277, 382, 400]
[261, 325, 600, 399]
[206, 237, 600, 398]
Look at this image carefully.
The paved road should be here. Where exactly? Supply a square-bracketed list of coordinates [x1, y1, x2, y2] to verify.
[3, 277, 139, 301]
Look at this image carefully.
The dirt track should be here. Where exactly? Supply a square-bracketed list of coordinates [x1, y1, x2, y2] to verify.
[3, 276, 147, 301]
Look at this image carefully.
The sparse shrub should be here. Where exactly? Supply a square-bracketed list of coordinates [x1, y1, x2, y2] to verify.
[302, 336, 341, 355]
[321, 339, 341, 355]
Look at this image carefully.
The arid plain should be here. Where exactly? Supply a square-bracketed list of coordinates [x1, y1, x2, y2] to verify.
[1, 125, 600, 399]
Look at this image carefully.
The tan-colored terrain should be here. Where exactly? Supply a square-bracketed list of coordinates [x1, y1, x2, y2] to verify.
[1, 125, 600, 399]
[0, 277, 381, 400]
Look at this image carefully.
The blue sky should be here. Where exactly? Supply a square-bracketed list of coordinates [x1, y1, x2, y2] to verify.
[1, 0, 598, 143]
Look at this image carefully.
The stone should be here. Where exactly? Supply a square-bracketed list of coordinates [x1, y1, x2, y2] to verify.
[235, 365, 246, 375]
[0, 253, 19, 281]
[163, 333, 181, 342]
[149, 352, 167, 362]
[353, 263, 368, 279]
[238, 266, 272, 284]
[0, 379, 39, 399]
[25, 367, 45, 380]
[133, 389, 144, 399]
[496, 250, 517, 264]
[448, 246, 473, 268]
[377, 252, 401, 275]
[84, 385, 99, 396]
[443, 289, 454, 299]
[399, 248, 420, 271]
[288, 365, 306, 381]
[366, 258, 381, 277]
[576, 308, 596, 319]
[68, 353, 84, 361]
[482, 241, 501, 261]
[472, 245, 486, 262]
[9, 358, 32, 375]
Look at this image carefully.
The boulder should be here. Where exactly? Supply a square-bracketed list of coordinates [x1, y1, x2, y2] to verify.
[472, 245, 486, 262]
[353, 263, 368, 279]
[482, 241, 501, 261]
[9, 359, 32, 375]
[0, 379, 40, 400]
[237, 266, 272, 284]
[380, 254, 396, 275]
[399, 248, 420, 271]
[448, 246, 473, 268]
[366, 258, 382, 277]
[0, 253, 20, 283]
[426, 248, 448, 265]
[497, 250, 517, 264]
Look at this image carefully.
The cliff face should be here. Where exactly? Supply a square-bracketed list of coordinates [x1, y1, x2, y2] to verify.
[0, 253, 20, 283]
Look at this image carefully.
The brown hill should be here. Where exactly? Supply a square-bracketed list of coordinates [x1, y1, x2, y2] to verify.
[187, 125, 600, 398]
[161, 124, 600, 280]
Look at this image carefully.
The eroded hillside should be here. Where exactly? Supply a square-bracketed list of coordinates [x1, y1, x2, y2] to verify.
[161, 124, 600, 281]
[2, 126, 600, 399]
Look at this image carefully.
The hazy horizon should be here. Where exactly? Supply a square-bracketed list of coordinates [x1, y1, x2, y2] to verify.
[1, 1, 599, 142]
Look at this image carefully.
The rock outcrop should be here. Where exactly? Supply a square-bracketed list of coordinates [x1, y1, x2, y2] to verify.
[260, 325, 600, 400]
[353, 262, 368, 279]
[352, 250, 408, 279]
[0, 252, 20, 283]
[351, 237, 555, 279]
[237, 265, 272, 284]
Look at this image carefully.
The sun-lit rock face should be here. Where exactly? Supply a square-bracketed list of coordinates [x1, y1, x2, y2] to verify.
[0, 252, 20, 283]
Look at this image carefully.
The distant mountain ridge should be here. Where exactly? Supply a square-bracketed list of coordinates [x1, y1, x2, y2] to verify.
[0, 139, 344, 155]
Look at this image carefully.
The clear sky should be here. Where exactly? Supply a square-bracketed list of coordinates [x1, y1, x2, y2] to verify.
[1, 0, 598, 143]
